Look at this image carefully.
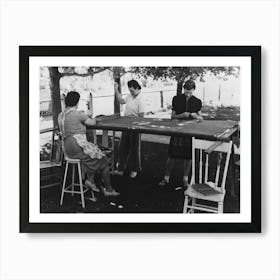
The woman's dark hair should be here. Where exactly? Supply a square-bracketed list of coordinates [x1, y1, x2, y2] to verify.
[127, 80, 141, 90]
[183, 79, 196, 90]
[65, 91, 80, 107]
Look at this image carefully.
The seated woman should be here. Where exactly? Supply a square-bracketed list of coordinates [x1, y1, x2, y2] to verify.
[58, 91, 119, 197]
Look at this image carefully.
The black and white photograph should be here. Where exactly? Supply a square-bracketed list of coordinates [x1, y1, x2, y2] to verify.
[20, 46, 260, 232]
[40, 66, 240, 213]
[4, 0, 280, 279]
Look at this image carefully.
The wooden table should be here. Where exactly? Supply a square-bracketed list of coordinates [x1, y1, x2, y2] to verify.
[90, 115, 238, 141]
[88, 114, 239, 194]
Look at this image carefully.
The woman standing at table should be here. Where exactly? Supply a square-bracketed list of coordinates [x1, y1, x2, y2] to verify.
[113, 80, 144, 178]
[58, 91, 119, 196]
[158, 79, 203, 188]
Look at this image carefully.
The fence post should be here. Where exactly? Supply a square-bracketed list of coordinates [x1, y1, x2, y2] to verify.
[86, 92, 95, 143]
[88, 92, 93, 116]
[113, 67, 121, 114]
[61, 94, 66, 111]
[160, 90, 164, 108]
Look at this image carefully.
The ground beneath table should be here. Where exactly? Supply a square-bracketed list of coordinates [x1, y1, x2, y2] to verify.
[40, 140, 240, 214]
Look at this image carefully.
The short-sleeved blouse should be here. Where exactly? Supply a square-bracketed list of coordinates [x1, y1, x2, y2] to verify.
[124, 93, 145, 117]
[59, 110, 89, 138]
[168, 94, 202, 159]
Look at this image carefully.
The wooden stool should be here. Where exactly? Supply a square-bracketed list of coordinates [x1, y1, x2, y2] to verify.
[60, 156, 90, 208]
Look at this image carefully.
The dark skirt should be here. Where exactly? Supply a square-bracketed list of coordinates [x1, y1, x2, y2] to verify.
[64, 136, 108, 174]
[168, 136, 192, 159]
[118, 131, 142, 172]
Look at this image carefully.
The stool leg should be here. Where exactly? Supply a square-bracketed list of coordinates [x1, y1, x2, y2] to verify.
[60, 161, 69, 206]
[71, 163, 75, 196]
[78, 162, 85, 208]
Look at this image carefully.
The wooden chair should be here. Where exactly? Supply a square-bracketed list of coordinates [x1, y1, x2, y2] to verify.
[40, 128, 63, 189]
[183, 137, 233, 214]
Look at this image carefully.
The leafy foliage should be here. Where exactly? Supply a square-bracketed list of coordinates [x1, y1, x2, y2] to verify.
[53, 66, 240, 82]
[128, 66, 240, 82]
[57, 67, 111, 77]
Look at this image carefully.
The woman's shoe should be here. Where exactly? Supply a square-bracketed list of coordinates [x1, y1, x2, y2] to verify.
[85, 180, 100, 192]
[103, 188, 120, 197]
[129, 171, 137, 178]
[112, 170, 124, 176]
[158, 178, 170, 187]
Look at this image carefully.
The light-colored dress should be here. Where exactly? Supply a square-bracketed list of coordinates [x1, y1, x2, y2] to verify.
[118, 93, 144, 172]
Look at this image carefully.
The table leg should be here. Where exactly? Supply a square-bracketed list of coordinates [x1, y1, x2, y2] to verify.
[102, 130, 109, 147]
[230, 145, 236, 197]
[111, 131, 115, 171]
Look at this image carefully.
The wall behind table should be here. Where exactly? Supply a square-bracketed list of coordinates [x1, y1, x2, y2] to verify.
[0, 0, 279, 280]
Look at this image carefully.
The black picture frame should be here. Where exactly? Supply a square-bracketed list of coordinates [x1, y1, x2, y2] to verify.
[20, 46, 261, 233]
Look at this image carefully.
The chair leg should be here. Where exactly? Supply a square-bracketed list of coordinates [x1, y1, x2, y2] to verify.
[191, 198, 196, 213]
[218, 202, 223, 213]
[183, 195, 189, 213]
[189, 198, 195, 214]
[78, 163, 85, 208]
[71, 163, 75, 196]
[230, 150, 236, 197]
[60, 161, 69, 206]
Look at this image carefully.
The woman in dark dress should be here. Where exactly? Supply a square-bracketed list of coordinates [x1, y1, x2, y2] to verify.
[158, 79, 203, 187]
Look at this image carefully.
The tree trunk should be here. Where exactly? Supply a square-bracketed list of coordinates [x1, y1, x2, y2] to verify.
[48, 67, 62, 128]
[113, 68, 121, 114]
[218, 84, 221, 102]
[203, 87, 205, 105]
[176, 79, 183, 96]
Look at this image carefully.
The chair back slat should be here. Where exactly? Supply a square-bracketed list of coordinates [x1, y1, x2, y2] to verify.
[204, 153, 209, 182]
[221, 141, 233, 192]
[191, 137, 196, 185]
[193, 139, 231, 153]
[215, 152, 222, 187]
[199, 149, 203, 183]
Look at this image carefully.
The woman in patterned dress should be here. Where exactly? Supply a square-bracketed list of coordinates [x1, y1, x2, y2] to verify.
[58, 91, 119, 197]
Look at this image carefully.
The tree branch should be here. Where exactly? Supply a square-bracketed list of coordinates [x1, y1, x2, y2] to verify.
[60, 67, 110, 77]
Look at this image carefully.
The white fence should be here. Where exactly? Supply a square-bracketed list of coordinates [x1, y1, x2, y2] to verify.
[40, 89, 176, 117]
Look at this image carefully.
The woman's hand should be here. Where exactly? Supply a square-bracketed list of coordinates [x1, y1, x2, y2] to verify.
[190, 112, 203, 121]
[84, 117, 97, 126]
